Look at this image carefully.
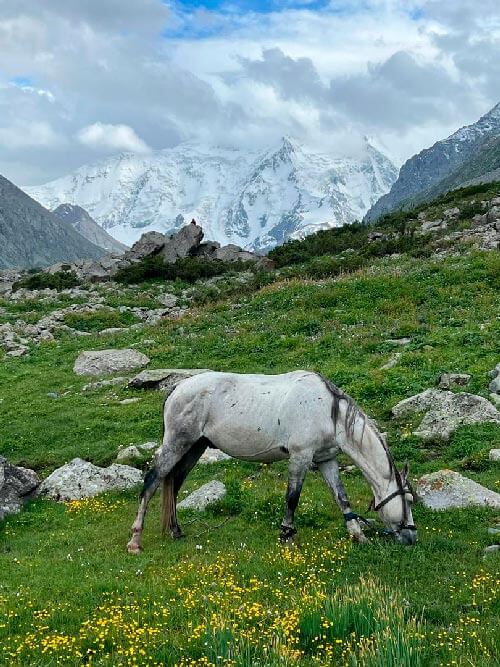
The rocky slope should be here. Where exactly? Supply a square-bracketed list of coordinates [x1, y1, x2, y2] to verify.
[366, 102, 500, 221]
[26, 137, 397, 251]
[0, 175, 104, 269]
[53, 204, 128, 254]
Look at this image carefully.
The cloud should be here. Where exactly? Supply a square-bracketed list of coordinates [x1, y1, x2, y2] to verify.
[77, 122, 151, 153]
[0, 0, 498, 183]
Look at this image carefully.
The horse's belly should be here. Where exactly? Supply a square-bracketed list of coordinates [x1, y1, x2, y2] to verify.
[204, 422, 288, 462]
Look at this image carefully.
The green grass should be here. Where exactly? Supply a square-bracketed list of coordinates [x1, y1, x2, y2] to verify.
[1, 249, 499, 666]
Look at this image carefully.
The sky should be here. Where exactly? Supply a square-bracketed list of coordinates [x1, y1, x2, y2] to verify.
[0, 0, 499, 185]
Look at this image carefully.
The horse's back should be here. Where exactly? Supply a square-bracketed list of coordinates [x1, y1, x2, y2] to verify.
[164, 370, 334, 461]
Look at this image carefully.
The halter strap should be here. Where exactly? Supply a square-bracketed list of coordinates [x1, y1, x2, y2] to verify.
[374, 479, 417, 532]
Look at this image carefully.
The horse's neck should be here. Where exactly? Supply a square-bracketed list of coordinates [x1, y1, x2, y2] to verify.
[337, 411, 392, 497]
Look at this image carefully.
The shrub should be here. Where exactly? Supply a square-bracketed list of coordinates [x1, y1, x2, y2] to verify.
[114, 255, 252, 285]
[63, 309, 139, 332]
[12, 271, 81, 292]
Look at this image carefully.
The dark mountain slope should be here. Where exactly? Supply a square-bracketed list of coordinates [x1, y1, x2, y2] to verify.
[0, 175, 104, 269]
[53, 204, 128, 254]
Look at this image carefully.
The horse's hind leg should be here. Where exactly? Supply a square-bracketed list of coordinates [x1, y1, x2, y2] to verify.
[127, 467, 161, 554]
[318, 459, 367, 543]
[280, 455, 310, 543]
[164, 437, 209, 538]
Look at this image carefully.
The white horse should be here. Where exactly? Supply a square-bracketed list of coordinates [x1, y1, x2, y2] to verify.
[127, 371, 416, 553]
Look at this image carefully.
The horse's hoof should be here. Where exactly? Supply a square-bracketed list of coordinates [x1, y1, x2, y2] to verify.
[170, 528, 185, 540]
[127, 541, 142, 555]
[279, 526, 297, 544]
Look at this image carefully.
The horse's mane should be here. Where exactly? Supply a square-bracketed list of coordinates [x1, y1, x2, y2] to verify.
[317, 374, 391, 459]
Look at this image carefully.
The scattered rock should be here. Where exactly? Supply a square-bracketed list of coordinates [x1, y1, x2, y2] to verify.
[98, 327, 129, 336]
[483, 545, 499, 556]
[392, 389, 500, 441]
[119, 397, 141, 405]
[488, 362, 500, 394]
[82, 377, 127, 392]
[489, 449, 500, 462]
[199, 449, 231, 464]
[443, 207, 460, 219]
[416, 470, 500, 510]
[0, 457, 40, 519]
[437, 373, 471, 389]
[487, 527, 500, 536]
[39, 458, 142, 501]
[380, 353, 401, 370]
[128, 368, 209, 393]
[385, 337, 412, 346]
[74, 349, 150, 376]
[116, 442, 158, 463]
[177, 480, 226, 510]
[420, 219, 447, 233]
[489, 393, 500, 407]
[157, 293, 177, 308]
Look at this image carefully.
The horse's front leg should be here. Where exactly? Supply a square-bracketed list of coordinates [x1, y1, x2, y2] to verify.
[280, 455, 310, 543]
[318, 459, 368, 543]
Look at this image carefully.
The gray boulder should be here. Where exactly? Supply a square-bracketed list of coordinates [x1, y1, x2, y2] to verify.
[0, 457, 40, 519]
[128, 368, 209, 393]
[392, 389, 500, 440]
[488, 363, 500, 394]
[161, 222, 203, 264]
[74, 349, 150, 376]
[416, 470, 500, 510]
[177, 480, 226, 510]
[437, 373, 471, 389]
[116, 442, 158, 463]
[39, 458, 142, 501]
[125, 231, 166, 262]
[199, 449, 231, 464]
[489, 449, 500, 462]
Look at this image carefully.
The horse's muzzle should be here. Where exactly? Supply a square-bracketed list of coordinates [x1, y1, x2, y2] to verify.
[397, 528, 417, 546]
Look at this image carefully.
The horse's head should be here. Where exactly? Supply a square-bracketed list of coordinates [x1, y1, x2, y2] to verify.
[369, 463, 417, 545]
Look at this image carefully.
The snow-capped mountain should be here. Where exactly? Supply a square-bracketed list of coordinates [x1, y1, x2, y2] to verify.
[26, 137, 397, 251]
[365, 102, 500, 221]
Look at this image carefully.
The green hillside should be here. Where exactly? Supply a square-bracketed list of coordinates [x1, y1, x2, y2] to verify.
[1, 184, 499, 666]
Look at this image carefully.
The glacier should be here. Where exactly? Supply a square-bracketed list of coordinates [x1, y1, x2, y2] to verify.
[26, 137, 397, 251]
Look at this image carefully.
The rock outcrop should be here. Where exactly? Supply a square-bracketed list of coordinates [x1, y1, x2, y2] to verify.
[74, 349, 150, 376]
[0, 457, 40, 519]
[392, 389, 500, 440]
[39, 458, 142, 501]
[416, 470, 500, 510]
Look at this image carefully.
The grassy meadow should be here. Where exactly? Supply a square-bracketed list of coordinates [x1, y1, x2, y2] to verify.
[1, 244, 499, 665]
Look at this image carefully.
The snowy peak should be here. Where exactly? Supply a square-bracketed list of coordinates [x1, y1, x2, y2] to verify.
[26, 139, 397, 251]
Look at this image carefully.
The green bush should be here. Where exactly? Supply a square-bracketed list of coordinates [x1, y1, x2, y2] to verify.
[114, 255, 252, 285]
[12, 271, 81, 292]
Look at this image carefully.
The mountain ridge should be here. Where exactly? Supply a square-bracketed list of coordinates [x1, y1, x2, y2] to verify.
[0, 175, 104, 270]
[365, 102, 500, 221]
[25, 137, 397, 251]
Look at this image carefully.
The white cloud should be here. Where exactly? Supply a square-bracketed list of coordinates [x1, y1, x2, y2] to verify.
[0, 0, 498, 183]
[77, 122, 151, 153]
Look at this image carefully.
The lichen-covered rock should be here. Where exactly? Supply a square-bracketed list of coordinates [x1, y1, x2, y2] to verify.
[0, 457, 40, 519]
[416, 470, 500, 510]
[392, 389, 500, 440]
[128, 368, 209, 393]
[177, 480, 226, 510]
[488, 363, 500, 394]
[161, 222, 203, 264]
[74, 349, 150, 376]
[437, 373, 471, 389]
[489, 449, 500, 462]
[39, 458, 142, 501]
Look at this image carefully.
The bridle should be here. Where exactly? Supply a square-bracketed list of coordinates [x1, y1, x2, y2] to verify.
[373, 469, 416, 532]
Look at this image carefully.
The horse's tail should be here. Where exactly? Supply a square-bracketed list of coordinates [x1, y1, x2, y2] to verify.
[160, 474, 175, 534]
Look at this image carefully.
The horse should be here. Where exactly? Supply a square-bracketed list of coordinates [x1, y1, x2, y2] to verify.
[127, 370, 416, 553]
